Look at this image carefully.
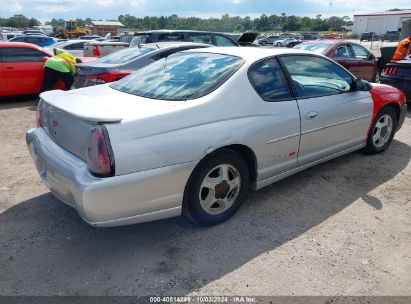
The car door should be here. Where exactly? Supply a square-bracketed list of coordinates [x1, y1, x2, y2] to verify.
[332, 44, 355, 71]
[2, 47, 47, 95]
[349, 44, 376, 81]
[279, 55, 373, 166]
[247, 57, 301, 180]
[0, 48, 9, 96]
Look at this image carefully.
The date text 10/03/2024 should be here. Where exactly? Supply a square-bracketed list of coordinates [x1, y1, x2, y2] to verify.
[149, 296, 257, 303]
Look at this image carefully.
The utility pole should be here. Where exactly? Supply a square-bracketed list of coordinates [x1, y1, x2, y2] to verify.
[329, 0, 333, 18]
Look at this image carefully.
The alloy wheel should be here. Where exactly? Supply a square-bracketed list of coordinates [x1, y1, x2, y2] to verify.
[198, 164, 241, 215]
[372, 114, 393, 148]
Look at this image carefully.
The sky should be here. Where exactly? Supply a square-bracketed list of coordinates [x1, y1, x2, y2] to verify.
[0, 0, 408, 22]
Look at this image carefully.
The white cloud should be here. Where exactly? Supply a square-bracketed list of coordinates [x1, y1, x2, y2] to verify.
[0, 0, 23, 12]
[305, 0, 408, 15]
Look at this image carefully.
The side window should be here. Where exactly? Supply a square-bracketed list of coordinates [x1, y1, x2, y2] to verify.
[158, 32, 185, 42]
[2, 48, 45, 63]
[215, 35, 237, 46]
[280, 55, 353, 99]
[351, 44, 369, 59]
[248, 58, 293, 101]
[187, 33, 212, 45]
[334, 45, 352, 58]
[25, 37, 40, 44]
[12, 37, 24, 42]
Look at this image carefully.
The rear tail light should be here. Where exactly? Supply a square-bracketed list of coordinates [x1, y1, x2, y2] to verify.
[36, 100, 43, 128]
[87, 125, 115, 177]
[88, 70, 133, 84]
[382, 66, 398, 76]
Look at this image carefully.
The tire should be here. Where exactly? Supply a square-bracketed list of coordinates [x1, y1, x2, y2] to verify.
[364, 107, 397, 154]
[276, 42, 281, 47]
[183, 150, 249, 226]
[261, 41, 267, 46]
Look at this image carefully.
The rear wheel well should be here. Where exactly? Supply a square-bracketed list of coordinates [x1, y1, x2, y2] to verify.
[206, 145, 257, 184]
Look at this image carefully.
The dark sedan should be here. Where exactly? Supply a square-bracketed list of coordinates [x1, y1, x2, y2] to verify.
[74, 42, 209, 88]
[293, 41, 378, 82]
[380, 56, 411, 102]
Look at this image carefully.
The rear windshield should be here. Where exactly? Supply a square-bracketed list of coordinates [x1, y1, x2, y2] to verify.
[93, 47, 155, 64]
[111, 52, 244, 100]
[293, 43, 331, 54]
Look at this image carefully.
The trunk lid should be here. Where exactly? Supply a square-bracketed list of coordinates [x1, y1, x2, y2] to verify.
[39, 85, 185, 160]
[75, 63, 120, 88]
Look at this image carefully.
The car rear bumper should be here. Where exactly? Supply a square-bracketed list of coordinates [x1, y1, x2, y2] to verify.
[26, 128, 195, 227]
[380, 77, 411, 101]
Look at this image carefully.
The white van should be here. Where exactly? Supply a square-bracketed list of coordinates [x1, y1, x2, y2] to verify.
[0, 32, 23, 41]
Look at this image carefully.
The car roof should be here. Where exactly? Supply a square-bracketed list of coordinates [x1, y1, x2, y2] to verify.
[13, 35, 52, 39]
[299, 40, 339, 45]
[186, 46, 313, 61]
[142, 41, 211, 49]
[0, 41, 42, 49]
[136, 30, 232, 35]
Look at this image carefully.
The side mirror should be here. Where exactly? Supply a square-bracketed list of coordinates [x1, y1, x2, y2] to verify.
[354, 78, 371, 91]
[367, 53, 375, 61]
[42, 56, 48, 62]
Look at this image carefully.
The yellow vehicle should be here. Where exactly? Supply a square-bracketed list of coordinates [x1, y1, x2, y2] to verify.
[55, 20, 92, 39]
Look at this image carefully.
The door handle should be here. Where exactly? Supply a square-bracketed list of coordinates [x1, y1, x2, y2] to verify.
[305, 111, 319, 120]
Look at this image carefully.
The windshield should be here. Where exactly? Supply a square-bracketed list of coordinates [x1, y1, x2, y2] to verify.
[293, 43, 331, 54]
[111, 52, 244, 101]
[93, 47, 155, 64]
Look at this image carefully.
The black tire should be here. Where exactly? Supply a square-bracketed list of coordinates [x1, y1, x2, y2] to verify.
[276, 42, 281, 47]
[183, 150, 249, 226]
[364, 107, 397, 154]
[261, 41, 267, 46]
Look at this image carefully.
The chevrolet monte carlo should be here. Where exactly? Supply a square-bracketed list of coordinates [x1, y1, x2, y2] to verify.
[26, 47, 407, 227]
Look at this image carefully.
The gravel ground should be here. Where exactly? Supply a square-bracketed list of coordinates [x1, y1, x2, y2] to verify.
[0, 98, 410, 296]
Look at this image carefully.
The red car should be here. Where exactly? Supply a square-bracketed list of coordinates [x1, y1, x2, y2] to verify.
[0, 42, 55, 97]
[294, 40, 378, 82]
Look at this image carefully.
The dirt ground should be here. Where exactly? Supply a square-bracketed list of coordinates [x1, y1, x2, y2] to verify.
[0, 98, 410, 296]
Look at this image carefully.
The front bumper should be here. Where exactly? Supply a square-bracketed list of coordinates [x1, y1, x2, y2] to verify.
[26, 128, 196, 227]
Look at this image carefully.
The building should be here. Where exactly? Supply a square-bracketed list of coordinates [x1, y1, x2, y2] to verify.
[90, 20, 124, 36]
[353, 10, 411, 39]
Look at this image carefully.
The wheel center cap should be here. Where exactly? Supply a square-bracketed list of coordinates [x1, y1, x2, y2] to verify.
[380, 126, 387, 137]
[215, 180, 230, 199]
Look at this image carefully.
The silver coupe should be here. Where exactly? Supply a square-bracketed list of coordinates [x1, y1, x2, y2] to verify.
[26, 47, 407, 227]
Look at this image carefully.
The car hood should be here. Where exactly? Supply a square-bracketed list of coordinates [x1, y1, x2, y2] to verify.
[39, 85, 185, 123]
[237, 32, 259, 45]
